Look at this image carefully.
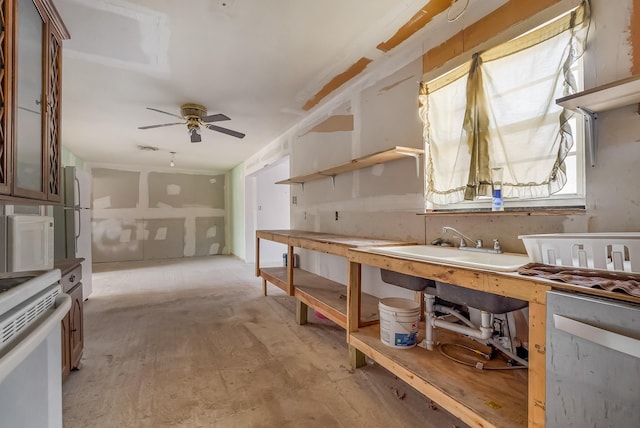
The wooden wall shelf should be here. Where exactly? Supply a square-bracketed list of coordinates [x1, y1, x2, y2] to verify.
[556, 74, 640, 113]
[276, 146, 423, 186]
[556, 74, 640, 167]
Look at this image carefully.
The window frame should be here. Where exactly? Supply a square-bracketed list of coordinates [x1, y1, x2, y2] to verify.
[423, 19, 587, 213]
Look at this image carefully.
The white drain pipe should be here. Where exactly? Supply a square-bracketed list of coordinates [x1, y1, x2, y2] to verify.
[423, 294, 493, 351]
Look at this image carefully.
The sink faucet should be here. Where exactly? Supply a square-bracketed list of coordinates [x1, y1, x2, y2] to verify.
[442, 226, 483, 248]
[441, 226, 502, 253]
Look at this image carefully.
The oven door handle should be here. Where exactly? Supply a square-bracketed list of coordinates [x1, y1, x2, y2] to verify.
[0, 294, 71, 384]
[553, 313, 640, 359]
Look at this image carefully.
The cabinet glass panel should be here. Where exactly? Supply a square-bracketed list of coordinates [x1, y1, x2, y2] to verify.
[16, 0, 44, 192]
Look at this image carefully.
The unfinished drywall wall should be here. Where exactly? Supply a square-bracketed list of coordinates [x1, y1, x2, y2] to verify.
[91, 167, 226, 263]
[240, 0, 640, 300]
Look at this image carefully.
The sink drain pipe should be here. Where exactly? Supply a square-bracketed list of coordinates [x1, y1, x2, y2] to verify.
[423, 294, 492, 351]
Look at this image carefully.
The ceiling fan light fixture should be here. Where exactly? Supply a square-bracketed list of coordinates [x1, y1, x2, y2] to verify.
[139, 104, 244, 143]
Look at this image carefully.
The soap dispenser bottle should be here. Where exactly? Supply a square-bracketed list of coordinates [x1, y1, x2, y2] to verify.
[491, 167, 504, 212]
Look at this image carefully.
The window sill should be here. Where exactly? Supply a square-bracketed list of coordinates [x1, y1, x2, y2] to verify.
[417, 207, 586, 216]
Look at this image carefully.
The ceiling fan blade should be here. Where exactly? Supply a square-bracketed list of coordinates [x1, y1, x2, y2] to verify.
[190, 128, 202, 143]
[201, 113, 231, 123]
[146, 107, 183, 120]
[204, 124, 246, 139]
[138, 122, 184, 130]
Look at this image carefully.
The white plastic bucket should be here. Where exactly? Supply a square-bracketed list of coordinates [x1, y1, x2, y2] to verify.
[378, 297, 421, 348]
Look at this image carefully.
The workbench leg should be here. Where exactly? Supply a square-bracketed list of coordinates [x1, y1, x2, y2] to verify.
[349, 345, 366, 369]
[296, 300, 308, 325]
[528, 302, 547, 428]
[287, 245, 295, 296]
[255, 236, 260, 277]
[262, 278, 267, 296]
[414, 290, 425, 321]
[347, 261, 362, 331]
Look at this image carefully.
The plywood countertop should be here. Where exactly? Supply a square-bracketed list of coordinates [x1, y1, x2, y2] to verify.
[256, 229, 416, 257]
[54, 258, 84, 276]
[348, 247, 640, 306]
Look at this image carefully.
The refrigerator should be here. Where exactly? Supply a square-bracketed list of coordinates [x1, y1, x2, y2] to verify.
[53, 166, 93, 299]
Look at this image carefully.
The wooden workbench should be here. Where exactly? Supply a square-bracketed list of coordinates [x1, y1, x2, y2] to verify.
[255, 230, 414, 329]
[346, 247, 553, 428]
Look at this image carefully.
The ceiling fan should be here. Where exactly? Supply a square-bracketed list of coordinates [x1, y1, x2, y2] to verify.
[138, 103, 245, 143]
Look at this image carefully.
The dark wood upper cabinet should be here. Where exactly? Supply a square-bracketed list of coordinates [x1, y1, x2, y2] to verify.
[0, 0, 68, 203]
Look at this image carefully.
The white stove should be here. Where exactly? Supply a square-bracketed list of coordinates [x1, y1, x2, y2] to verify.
[0, 269, 71, 428]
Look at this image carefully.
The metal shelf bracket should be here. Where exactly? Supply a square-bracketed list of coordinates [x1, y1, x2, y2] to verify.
[397, 150, 422, 176]
[576, 106, 598, 167]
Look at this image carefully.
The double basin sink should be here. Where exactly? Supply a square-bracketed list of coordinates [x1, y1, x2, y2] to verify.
[369, 245, 530, 272]
[371, 245, 531, 313]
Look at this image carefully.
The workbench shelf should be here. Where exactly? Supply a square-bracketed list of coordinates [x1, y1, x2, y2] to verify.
[350, 324, 528, 428]
[255, 230, 414, 329]
[275, 146, 424, 186]
[258, 266, 380, 327]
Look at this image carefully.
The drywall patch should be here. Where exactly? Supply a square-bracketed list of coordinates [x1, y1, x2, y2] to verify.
[93, 196, 112, 210]
[378, 75, 416, 94]
[304, 115, 354, 135]
[148, 172, 225, 208]
[195, 217, 225, 256]
[166, 184, 181, 195]
[120, 228, 132, 243]
[92, 168, 141, 209]
[377, 0, 451, 53]
[55, 0, 170, 74]
[371, 164, 385, 176]
[143, 219, 184, 259]
[302, 57, 373, 111]
[92, 218, 144, 263]
[183, 217, 196, 257]
[154, 227, 167, 240]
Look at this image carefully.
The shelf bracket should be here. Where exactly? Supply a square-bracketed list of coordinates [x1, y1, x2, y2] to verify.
[398, 151, 422, 177]
[330, 175, 336, 189]
[576, 106, 598, 167]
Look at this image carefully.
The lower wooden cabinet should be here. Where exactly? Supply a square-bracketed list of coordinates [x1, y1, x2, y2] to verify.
[61, 311, 71, 380]
[69, 283, 84, 370]
[60, 263, 84, 382]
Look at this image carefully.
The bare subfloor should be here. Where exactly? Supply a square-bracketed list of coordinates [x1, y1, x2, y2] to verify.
[63, 256, 467, 428]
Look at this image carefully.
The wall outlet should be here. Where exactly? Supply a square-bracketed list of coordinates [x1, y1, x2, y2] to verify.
[292, 196, 297, 205]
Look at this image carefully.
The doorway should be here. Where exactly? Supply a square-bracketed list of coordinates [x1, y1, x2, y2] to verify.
[244, 156, 290, 265]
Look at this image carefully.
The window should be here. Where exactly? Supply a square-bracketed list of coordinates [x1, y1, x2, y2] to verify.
[420, 4, 589, 211]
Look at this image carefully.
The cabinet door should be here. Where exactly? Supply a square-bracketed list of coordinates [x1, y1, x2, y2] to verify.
[61, 310, 71, 381]
[12, 0, 46, 200]
[45, 25, 61, 202]
[0, 0, 12, 195]
[69, 282, 84, 369]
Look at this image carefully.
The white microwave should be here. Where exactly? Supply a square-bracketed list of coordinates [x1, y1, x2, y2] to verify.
[7, 215, 54, 272]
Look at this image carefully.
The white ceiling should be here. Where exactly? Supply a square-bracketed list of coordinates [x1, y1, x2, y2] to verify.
[52, 0, 450, 172]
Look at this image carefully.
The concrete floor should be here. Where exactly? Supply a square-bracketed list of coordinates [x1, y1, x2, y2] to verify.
[62, 255, 466, 428]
